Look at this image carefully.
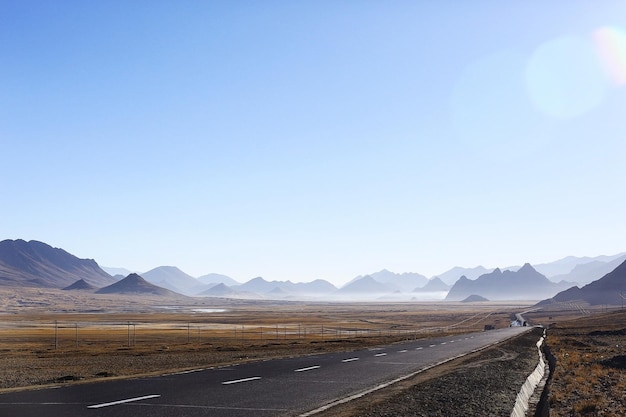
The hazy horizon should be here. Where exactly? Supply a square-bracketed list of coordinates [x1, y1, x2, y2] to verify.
[99, 249, 625, 287]
[3, 2, 625, 287]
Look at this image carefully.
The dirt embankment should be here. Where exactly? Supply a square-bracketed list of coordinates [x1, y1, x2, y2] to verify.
[543, 311, 626, 416]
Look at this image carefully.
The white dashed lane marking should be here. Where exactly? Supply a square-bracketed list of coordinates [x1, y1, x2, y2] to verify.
[88, 395, 161, 409]
[374, 353, 387, 357]
[294, 366, 321, 373]
[342, 357, 360, 363]
[222, 377, 262, 385]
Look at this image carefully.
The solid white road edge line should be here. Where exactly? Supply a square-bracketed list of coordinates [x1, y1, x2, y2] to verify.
[87, 395, 161, 409]
[222, 377, 262, 385]
[295, 366, 321, 372]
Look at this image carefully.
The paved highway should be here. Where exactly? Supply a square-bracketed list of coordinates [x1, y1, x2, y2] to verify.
[0, 326, 530, 417]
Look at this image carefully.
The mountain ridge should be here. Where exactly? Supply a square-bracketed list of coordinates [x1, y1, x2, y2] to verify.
[0, 239, 114, 288]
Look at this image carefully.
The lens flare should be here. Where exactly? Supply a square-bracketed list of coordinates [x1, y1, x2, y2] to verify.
[525, 35, 607, 119]
[593, 26, 626, 87]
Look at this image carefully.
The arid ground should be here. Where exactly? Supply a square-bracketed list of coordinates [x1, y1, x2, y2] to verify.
[1, 288, 624, 416]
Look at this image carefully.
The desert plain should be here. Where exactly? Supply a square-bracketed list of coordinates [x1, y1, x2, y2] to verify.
[1, 287, 625, 416]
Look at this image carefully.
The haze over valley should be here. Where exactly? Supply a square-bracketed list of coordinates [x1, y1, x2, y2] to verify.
[1, 239, 625, 307]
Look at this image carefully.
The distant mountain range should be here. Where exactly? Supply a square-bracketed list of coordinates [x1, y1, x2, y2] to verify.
[141, 266, 200, 294]
[2, 238, 625, 304]
[531, 253, 626, 279]
[538, 258, 626, 306]
[416, 277, 450, 292]
[347, 270, 429, 292]
[434, 266, 495, 286]
[445, 264, 574, 301]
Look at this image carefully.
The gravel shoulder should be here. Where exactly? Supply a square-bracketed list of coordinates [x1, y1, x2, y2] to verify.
[315, 327, 544, 417]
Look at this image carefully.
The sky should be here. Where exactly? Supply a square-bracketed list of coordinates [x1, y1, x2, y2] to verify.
[2, 1, 626, 286]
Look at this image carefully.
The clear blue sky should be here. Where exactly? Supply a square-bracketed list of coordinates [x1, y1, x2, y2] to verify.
[2, 1, 625, 285]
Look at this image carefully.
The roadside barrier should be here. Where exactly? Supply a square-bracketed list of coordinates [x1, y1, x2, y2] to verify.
[533, 342, 557, 417]
[511, 329, 547, 417]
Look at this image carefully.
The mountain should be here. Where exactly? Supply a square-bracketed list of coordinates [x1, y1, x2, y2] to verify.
[445, 264, 572, 301]
[462, 294, 489, 302]
[62, 279, 97, 291]
[414, 277, 450, 292]
[234, 277, 275, 293]
[364, 270, 429, 292]
[549, 254, 626, 286]
[101, 266, 135, 277]
[141, 266, 199, 294]
[337, 275, 393, 295]
[197, 273, 239, 287]
[291, 279, 337, 294]
[434, 266, 494, 286]
[538, 259, 626, 306]
[0, 239, 115, 288]
[232, 277, 338, 299]
[532, 253, 626, 278]
[96, 273, 181, 296]
[199, 283, 239, 297]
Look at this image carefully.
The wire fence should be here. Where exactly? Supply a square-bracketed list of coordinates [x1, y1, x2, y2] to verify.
[0, 317, 494, 351]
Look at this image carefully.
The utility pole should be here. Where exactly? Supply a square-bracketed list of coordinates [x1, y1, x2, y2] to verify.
[54, 320, 58, 350]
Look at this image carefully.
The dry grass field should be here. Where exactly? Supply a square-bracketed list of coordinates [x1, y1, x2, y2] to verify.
[4, 287, 624, 416]
[528, 309, 626, 416]
[0, 287, 529, 390]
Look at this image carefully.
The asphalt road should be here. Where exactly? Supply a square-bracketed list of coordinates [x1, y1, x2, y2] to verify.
[0, 326, 530, 417]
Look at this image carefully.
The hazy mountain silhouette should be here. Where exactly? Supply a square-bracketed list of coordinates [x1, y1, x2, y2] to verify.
[445, 264, 572, 301]
[434, 266, 494, 286]
[141, 266, 199, 294]
[548, 254, 626, 286]
[197, 273, 239, 287]
[364, 269, 429, 292]
[532, 253, 626, 278]
[199, 283, 239, 297]
[461, 294, 489, 302]
[337, 275, 393, 295]
[414, 277, 450, 292]
[62, 278, 97, 291]
[96, 273, 181, 296]
[101, 266, 135, 277]
[538, 259, 626, 306]
[234, 277, 275, 293]
[0, 239, 115, 288]
[232, 277, 337, 299]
